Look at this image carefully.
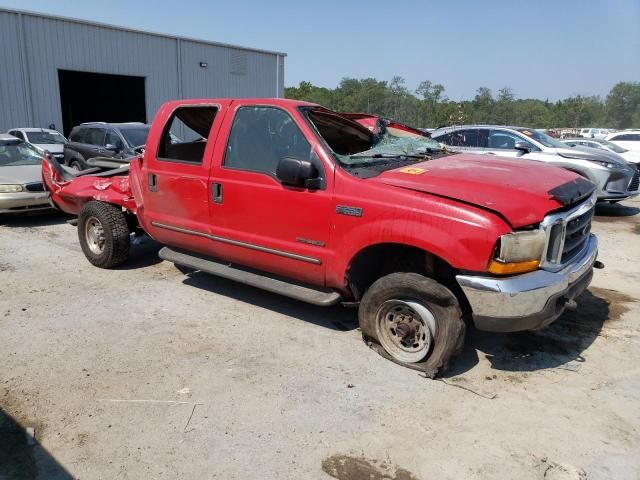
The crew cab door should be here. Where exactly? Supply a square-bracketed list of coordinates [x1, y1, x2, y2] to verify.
[139, 102, 230, 255]
[208, 102, 333, 286]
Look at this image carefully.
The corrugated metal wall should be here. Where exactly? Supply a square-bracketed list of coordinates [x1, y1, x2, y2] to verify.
[0, 9, 285, 132]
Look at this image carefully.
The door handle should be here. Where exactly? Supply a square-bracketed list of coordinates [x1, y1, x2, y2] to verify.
[212, 182, 223, 204]
[148, 173, 157, 192]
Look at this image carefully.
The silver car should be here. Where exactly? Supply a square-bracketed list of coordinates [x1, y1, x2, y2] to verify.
[0, 133, 51, 214]
[432, 125, 639, 203]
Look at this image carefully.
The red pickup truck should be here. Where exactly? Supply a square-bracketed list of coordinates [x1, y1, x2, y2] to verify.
[42, 98, 600, 377]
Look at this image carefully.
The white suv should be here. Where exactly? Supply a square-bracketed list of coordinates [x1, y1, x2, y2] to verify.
[579, 128, 611, 139]
[432, 125, 639, 203]
[605, 130, 640, 152]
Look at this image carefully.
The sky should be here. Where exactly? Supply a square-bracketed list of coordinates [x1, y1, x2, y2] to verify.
[1, 0, 638, 101]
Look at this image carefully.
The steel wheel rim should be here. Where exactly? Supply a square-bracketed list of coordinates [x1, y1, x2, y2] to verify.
[85, 216, 105, 255]
[375, 299, 437, 363]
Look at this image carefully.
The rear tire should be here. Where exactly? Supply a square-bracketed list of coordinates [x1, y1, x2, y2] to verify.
[78, 201, 130, 268]
[359, 272, 465, 378]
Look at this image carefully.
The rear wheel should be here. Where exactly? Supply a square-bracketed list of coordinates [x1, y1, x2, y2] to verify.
[78, 201, 130, 268]
[359, 272, 465, 377]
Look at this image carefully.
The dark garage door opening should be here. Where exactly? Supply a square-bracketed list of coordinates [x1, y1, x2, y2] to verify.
[58, 70, 146, 136]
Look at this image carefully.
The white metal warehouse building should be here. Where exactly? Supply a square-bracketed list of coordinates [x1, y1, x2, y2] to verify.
[0, 8, 286, 135]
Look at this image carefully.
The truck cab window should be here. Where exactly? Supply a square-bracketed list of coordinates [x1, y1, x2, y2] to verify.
[224, 106, 311, 175]
[158, 106, 218, 164]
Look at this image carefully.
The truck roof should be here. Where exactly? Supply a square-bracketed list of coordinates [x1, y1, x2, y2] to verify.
[161, 98, 319, 109]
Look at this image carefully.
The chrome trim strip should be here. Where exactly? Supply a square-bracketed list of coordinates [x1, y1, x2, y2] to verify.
[151, 221, 322, 265]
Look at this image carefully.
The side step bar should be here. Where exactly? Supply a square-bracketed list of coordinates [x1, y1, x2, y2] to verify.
[159, 247, 342, 307]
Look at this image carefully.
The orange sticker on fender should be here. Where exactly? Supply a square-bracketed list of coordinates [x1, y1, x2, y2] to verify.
[398, 167, 427, 175]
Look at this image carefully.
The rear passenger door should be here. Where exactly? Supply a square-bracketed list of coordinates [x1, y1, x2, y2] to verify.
[140, 103, 228, 255]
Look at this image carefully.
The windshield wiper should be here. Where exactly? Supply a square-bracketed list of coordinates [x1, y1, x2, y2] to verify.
[350, 153, 427, 160]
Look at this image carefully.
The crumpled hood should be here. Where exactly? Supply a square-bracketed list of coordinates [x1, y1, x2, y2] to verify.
[0, 165, 43, 184]
[553, 146, 630, 168]
[371, 154, 593, 228]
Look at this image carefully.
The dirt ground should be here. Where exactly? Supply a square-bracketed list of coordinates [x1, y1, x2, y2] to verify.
[1, 198, 639, 480]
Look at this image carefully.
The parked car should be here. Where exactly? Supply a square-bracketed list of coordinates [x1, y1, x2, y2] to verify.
[43, 98, 601, 377]
[0, 133, 51, 214]
[579, 128, 612, 139]
[605, 130, 640, 152]
[7, 128, 66, 162]
[64, 122, 150, 170]
[561, 137, 640, 165]
[432, 125, 639, 202]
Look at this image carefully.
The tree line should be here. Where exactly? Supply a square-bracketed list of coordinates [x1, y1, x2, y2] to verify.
[285, 78, 640, 130]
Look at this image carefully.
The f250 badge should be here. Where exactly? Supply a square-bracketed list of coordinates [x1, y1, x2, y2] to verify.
[336, 205, 363, 217]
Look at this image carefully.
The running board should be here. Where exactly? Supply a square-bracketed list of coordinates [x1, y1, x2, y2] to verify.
[159, 247, 342, 307]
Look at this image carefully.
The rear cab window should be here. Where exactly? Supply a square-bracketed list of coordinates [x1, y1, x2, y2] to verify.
[158, 106, 218, 164]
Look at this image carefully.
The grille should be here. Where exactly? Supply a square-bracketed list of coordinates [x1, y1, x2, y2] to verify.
[24, 182, 45, 192]
[630, 171, 639, 192]
[541, 195, 595, 271]
[561, 208, 593, 264]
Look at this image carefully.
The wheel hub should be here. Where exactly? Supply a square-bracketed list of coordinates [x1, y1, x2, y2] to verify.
[85, 216, 105, 255]
[375, 299, 437, 363]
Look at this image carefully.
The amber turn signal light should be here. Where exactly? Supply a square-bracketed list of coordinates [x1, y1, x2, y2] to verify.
[487, 259, 540, 275]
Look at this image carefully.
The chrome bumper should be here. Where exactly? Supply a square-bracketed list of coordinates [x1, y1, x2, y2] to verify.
[456, 234, 598, 332]
[0, 192, 51, 213]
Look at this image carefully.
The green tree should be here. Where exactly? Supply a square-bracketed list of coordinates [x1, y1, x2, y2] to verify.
[605, 82, 640, 129]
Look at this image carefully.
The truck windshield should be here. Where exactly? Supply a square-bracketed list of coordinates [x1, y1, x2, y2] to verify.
[302, 107, 440, 166]
[27, 131, 67, 144]
[0, 142, 42, 166]
[121, 127, 150, 148]
[516, 128, 567, 149]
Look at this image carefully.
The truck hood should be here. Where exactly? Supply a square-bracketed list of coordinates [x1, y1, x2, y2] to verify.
[371, 154, 594, 228]
[0, 164, 43, 184]
[33, 143, 65, 155]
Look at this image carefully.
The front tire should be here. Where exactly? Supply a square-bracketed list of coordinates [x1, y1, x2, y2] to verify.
[359, 272, 465, 377]
[78, 201, 130, 268]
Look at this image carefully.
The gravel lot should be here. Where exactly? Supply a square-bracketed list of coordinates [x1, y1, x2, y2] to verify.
[1, 198, 639, 480]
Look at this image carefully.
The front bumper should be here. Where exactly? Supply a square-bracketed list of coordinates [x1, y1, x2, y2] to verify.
[597, 167, 639, 201]
[456, 234, 598, 332]
[0, 192, 52, 214]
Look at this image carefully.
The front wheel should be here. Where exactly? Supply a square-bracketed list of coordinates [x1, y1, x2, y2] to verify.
[78, 201, 130, 268]
[359, 272, 465, 378]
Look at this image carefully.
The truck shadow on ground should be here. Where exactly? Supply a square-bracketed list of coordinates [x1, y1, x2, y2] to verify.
[594, 202, 639, 218]
[0, 408, 72, 480]
[0, 211, 71, 227]
[447, 287, 633, 375]
[182, 270, 358, 332]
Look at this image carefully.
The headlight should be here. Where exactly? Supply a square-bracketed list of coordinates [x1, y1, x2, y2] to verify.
[488, 230, 546, 275]
[0, 184, 24, 193]
[588, 159, 616, 169]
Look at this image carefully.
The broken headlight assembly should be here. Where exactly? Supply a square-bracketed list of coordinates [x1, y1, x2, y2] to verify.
[488, 229, 546, 275]
[0, 184, 24, 193]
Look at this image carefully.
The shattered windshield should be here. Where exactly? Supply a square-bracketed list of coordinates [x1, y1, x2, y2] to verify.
[302, 107, 441, 166]
[0, 142, 43, 166]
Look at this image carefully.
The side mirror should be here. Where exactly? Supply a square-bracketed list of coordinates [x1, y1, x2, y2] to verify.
[514, 142, 531, 154]
[105, 143, 120, 152]
[276, 157, 320, 189]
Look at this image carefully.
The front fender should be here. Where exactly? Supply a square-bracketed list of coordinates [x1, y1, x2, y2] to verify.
[325, 201, 511, 289]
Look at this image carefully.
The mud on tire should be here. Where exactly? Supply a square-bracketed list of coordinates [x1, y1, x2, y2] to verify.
[78, 201, 130, 268]
[359, 272, 465, 378]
